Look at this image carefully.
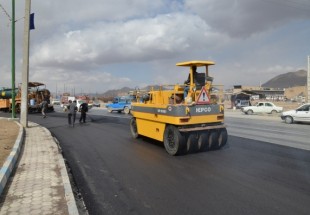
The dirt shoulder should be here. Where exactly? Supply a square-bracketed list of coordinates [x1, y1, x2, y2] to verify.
[0, 119, 19, 167]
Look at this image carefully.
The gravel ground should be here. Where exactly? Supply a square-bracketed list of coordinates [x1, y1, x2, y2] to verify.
[0, 119, 19, 167]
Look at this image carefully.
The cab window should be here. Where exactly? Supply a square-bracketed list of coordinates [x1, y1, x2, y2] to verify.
[119, 98, 126, 103]
[298, 105, 310, 111]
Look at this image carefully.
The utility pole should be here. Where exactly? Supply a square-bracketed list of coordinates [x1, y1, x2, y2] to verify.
[11, 0, 16, 118]
[20, 0, 31, 127]
[307, 56, 310, 103]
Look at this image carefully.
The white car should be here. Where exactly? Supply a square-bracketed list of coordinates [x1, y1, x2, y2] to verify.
[281, 103, 310, 124]
[241, 102, 283, 115]
[75, 99, 92, 111]
[51, 99, 60, 105]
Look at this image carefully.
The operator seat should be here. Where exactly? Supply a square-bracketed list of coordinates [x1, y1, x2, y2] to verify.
[194, 73, 206, 90]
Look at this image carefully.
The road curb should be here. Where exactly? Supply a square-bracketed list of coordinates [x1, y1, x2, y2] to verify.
[0, 118, 24, 196]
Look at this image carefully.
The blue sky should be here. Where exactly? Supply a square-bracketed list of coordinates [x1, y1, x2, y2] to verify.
[0, 0, 309, 94]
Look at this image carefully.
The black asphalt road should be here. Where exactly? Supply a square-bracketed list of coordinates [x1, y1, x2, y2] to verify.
[2, 111, 310, 215]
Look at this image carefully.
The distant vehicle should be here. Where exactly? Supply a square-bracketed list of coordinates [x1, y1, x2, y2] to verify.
[0, 82, 54, 113]
[61, 95, 75, 107]
[51, 99, 61, 105]
[235, 99, 250, 109]
[106, 96, 133, 114]
[76, 99, 86, 110]
[76, 99, 92, 111]
[281, 103, 310, 124]
[241, 102, 283, 115]
[92, 101, 101, 107]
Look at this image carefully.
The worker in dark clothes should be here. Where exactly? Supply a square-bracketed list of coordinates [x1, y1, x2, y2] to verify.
[79, 102, 88, 123]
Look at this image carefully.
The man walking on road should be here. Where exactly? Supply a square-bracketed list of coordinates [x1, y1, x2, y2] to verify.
[79, 102, 88, 123]
[41, 99, 48, 118]
[68, 100, 77, 127]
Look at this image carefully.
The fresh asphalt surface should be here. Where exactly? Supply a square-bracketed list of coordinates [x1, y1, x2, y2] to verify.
[1, 108, 310, 215]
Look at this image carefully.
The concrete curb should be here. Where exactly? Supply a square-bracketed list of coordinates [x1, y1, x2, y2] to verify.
[40, 126, 79, 215]
[0, 119, 24, 196]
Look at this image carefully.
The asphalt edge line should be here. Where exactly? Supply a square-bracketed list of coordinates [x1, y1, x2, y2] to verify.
[0, 118, 24, 196]
[40, 125, 79, 215]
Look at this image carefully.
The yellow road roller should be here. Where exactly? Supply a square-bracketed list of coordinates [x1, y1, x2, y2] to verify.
[130, 61, 227, 155]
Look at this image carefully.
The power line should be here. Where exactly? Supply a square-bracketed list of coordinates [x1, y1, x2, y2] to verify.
[0, 3, 11, 21]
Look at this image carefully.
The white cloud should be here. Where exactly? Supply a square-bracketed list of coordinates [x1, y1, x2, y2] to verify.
[28, 11, 222, 92]
[0, 0, 309, 92]
[30, 12, 218, 70]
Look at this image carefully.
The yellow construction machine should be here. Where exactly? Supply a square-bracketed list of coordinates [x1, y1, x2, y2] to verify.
[130, 60, 227, 155]
[0, 82, 54, 113]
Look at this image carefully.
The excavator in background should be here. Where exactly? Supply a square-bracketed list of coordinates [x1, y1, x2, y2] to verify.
[130, 60, 227, 156]
[0, 82, 54, 113]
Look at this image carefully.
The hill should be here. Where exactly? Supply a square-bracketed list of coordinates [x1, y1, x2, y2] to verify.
[100, 85, 164, 98]
[98, 70, 308, 100]
[262, 69, 307, 88]
[101, 87, 132, 97]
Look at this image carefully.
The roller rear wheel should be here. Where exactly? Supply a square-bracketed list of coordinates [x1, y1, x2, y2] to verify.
[163, 125, 186, 156]
[209, 131, 219, 150]
[198, 132, 210, 152]
[187, 132, 199, 153]
[130, 118, 139, 139]
[214, 128, 228, 149]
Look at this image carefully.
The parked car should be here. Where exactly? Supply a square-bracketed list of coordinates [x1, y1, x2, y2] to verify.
[51, 99, 60, 105]
[92, 101, 101, 107]
[281, 103, 310, 124]
[235, 99, 250, 109]
[241, 102, 283, 115]
[105, 96, 133, 114]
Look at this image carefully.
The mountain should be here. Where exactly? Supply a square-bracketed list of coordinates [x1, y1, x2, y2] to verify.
[101, 85, 165, 98]
[101, 87, 133, 97]
[98, 70, 307, 99]
[262, 69, 307, 88]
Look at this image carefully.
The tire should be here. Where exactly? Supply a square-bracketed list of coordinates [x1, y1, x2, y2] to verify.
[285, 116, 294, 124]
[214, 128, 228, 149]
[247, 110, 253, 115]
[107, 107, 112, 113]
[271, 110, 277, 114]
[124, 106, 130, 114]
[198, 132, 209, 152]
[186, 132, 199, 153]
[130, 118, 139, 138]
[209, 131, 219, 150]
[163, 125, 186, 156]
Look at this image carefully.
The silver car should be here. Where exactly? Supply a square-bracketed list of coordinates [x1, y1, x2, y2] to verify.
[281, 103, 310, 124]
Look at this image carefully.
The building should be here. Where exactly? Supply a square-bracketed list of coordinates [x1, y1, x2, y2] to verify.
[225, 85, 285, 108]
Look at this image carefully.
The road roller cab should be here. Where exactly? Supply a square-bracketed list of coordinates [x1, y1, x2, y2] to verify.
[130, 60, 227, 155]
